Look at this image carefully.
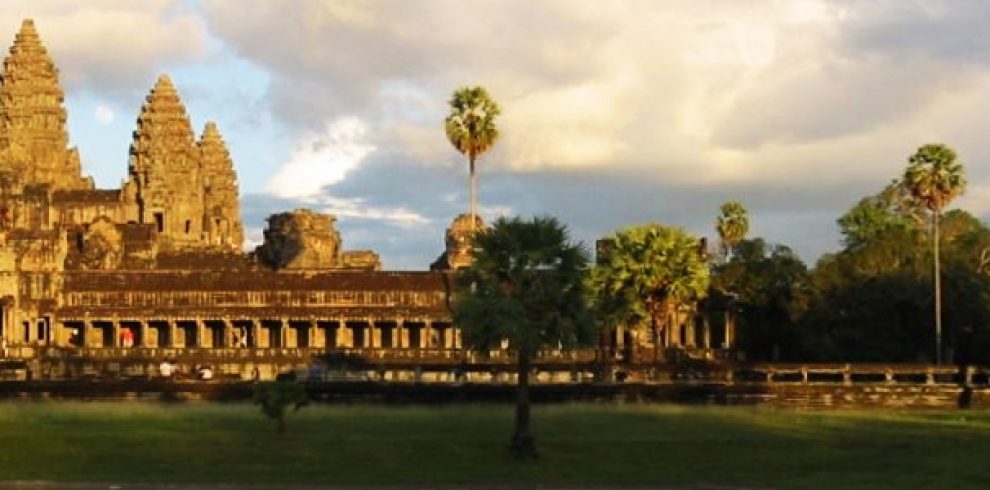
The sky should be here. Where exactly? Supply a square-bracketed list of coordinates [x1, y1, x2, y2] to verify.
[2, 0, 989, 269]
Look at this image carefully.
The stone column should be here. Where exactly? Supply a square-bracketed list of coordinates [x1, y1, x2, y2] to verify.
[83, 319, 94, 348]
[308, 320, 317, 348]
[685, 316, 696, 348]
[223, 319, 233, 349]
[398, 320, 408, 349]
[328, 321, 339, 348]
[370, 320, 381, 348]
[250, 319, 261, 349]
[111, 318, 121, 348]
[722, 311, 731, 349]
[140, 320, 150, 348]
[168, 319, 178, 348]
[702, 316, 711, 349]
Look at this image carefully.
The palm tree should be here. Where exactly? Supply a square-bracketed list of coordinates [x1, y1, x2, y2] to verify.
[444, 86, 500, 231]
[454, 216, 595, 458]
[589, 224, 710, 360]
[716, 201, 749, 261]
[902, 143, 966, 364]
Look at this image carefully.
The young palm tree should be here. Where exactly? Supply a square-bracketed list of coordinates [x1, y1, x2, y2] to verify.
[716, 201, 749, 262]
[589, 224, 710, 359]
[444, 86, 500, 231]
[454, 216, 595, 458]
[902, 143, 966, 364]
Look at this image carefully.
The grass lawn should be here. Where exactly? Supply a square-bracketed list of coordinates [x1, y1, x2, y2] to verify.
[0, 401, 988, 489]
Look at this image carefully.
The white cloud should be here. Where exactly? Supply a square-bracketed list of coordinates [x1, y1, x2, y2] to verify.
[0, 1, 208, 95]
[267, 117, 374, 199]
[93, 105, 114, 125]
[313, 196, 428, 228]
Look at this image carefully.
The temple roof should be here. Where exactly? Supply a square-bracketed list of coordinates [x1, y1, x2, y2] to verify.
[62, 270, 456, 293]
[0, 18, 69, 159]
[129, 74, 197, 174]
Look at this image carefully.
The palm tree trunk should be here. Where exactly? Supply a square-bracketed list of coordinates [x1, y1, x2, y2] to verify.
[934, 209, 942, 364]
[511, 352, 536, 458]
[469, 155, 477, 231]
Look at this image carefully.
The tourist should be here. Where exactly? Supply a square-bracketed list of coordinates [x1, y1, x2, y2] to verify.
[159, 360, 173, 379]
[198, 365, 213, 380]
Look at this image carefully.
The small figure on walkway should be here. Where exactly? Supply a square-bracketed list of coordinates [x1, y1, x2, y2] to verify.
[121, 328, 134, 348]
[159, 360, 173, 379]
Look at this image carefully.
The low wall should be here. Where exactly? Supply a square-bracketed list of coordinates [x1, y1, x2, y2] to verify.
[1, 380, 987, 409]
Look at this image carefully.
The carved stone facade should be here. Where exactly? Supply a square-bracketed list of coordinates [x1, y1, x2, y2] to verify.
[0, 20, 734, 380]
[0, 19, 90, 192]
[431, 213, 485, 270]
[0, 19, 451, 367]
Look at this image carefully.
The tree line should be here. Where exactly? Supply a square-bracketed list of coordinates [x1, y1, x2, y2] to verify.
[443, 86, 986, 457]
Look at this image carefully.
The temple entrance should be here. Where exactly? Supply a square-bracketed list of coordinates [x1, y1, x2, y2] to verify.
[377, 321, 397, 348]
[205, 320, 226, 348]
[176, 321, 198, 348]
[91, 321, 114, 348]
[63, 321, 84, 347]
[262, 320, 283, 348]
[286, 321, 310, 348]
[36, 319, 51, 345]
[406, 322, 425, 349]
[119, 321, 143, 348]
[232, 320, 254, 347]
[347, 321, 366, 348]
[148, 321, 170, 348]
[316, 320, 339, 348]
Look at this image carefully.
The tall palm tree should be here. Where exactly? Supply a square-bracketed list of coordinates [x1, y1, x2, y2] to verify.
[716, 201, 749, 262]
[444, 86, 500, 230]
[455, 216, 595, 458]
[902, 143, 966, 364]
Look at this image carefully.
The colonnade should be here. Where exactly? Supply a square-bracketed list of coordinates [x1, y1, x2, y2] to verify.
[610, 312, 735, 352]
[54, 317, 460, 350]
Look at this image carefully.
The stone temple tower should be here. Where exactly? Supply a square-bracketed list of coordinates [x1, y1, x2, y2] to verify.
[198, 121, 243, 250]
[124, 75, 204, 247]
[0, 19, 89, 190]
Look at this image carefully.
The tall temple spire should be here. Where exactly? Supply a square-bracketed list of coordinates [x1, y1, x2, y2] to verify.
[126, 74, 203, 246]
[198, 121, 244, 250]
[0, 18, 87, 189]
[129, 74, 197, 174]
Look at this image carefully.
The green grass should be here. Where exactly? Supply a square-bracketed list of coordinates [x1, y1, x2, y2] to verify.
[0, 401, 988, 489]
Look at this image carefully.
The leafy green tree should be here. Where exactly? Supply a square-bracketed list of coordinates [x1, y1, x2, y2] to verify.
[837, 181, 924, 249]
[801, 198, 990, 363]
[712, 239, 809, 361]
[902, 143, 967, 363]
[252, 381, 308, 435]
[589, 224, 709, 359]
[444, 86, 500, 230]
[716, 201, 749, 261]
[454, 216, 595, 458]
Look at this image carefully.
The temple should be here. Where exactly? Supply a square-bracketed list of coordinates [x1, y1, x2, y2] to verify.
[0, 20, 734, 381]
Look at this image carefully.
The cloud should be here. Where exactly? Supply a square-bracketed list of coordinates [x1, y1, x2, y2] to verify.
[267, 117, 373, 199]
[0, 1, 209, 96]
[202, 0, 954, 184]
[199, 0, 990, 267]
[93, 105, 114, 125]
